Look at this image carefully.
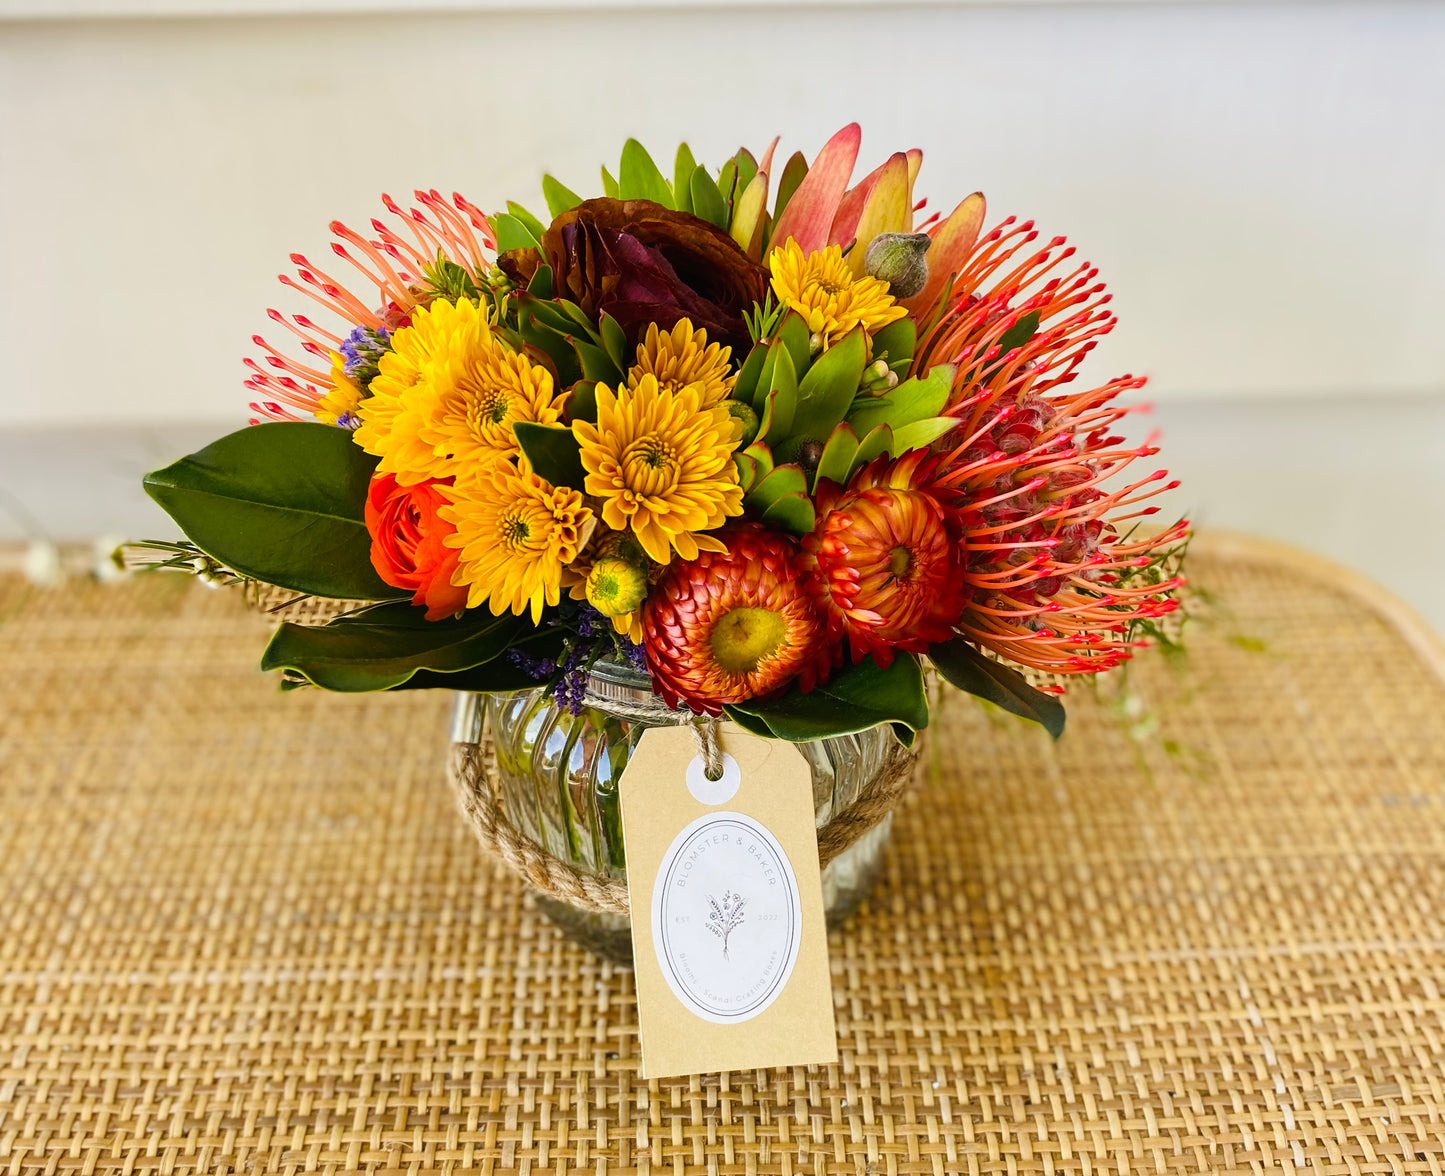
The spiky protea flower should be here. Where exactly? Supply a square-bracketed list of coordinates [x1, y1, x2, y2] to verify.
[802, 451, 965, 667]
[243, 190, 496, 424]
[915, 217, 1188, 676]
[641, 523, 832, 715]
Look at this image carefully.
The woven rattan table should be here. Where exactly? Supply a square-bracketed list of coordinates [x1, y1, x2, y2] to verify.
[2, 534, 1444, 1175]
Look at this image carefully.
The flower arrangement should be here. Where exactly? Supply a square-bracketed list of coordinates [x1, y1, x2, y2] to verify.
[142, 125, 1186, 743]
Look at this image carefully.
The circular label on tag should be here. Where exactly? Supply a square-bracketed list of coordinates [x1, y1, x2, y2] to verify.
[650, 811, 803, 1024]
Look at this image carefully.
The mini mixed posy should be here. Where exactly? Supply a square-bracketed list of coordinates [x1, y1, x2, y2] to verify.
[142, 126, 1187, 741]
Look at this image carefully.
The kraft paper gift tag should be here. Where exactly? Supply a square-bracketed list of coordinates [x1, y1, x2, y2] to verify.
[620, 722, 838, 1079]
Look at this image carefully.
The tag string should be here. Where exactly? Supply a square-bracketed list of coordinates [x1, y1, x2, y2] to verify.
[692, 717, 724, 782]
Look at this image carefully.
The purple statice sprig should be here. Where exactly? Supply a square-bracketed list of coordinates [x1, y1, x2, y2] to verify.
[339, 325, 392, 388]
[504, 602, 654, 715]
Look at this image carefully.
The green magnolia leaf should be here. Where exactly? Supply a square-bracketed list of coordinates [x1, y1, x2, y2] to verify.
[600, 166, 620, 199]
[514, 422, 586, 488]
[722, 705, 776, 739]
[392, 630, 567, 692]
[673, 143, 698, 215]
[506, 201, 547, 242]
[689, 166, 729, 229]
[619, 139, 674, 208]
[492, 213, 541, 253]
[871, 317, 916, 370]
[759, 490, 815, 535]
[729, 653, 929, 742]
[929, 638, 1066, 738]
[262, 602, 526, 692]
[815, 421, 860, 488]
[772, 151, 808, 223]
[793, 326, 866, 439]
[542, 174, 583, 220]
[143, 422, 402, 601]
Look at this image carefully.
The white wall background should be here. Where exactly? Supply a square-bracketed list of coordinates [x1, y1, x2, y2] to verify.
[1, 0, 1443, 429]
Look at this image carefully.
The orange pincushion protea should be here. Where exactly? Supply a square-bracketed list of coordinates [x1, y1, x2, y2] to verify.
[802, 451, 965, 667]
[641, 523, 833, 715]
[917, 217, 1188, 675]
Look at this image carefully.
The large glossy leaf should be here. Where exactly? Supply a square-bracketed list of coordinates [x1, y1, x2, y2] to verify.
[514, 423, 586, 489]
[143, 422, 402, 600]
[390, 629, 567, 692]
[262, 602, 526, 692]
[929, 638, 1066, 738]
[727, 653, 928, 742]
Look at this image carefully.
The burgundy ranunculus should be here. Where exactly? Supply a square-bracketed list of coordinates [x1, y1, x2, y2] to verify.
[499, 198, 768, 354]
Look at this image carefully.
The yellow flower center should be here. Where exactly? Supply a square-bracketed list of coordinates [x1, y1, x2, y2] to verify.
[711, 606, 787, 674]
[500, 510, 533, 550]
[889, 545, 913, 579]
[469, 387, 511, 428]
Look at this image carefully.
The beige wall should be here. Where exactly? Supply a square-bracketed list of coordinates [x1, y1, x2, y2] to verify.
[1, 1, 1443, 427]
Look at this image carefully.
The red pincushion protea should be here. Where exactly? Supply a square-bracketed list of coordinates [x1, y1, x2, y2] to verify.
[642, 523, 833, 715]
[802, 451, 965, 667]
[915, 217, 1187, 676]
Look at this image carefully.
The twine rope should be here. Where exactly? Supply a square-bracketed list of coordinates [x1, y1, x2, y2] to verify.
[448, 724, 918, 916]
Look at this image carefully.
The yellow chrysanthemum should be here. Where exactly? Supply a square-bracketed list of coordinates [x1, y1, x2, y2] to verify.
[440, 461, 594, 623]
[627, 320, 734, 408]
[314, 353, 363, 427]
[768, 238, 907, 347]
[409, 329, 562, 481]
[573, 375, 744, 565]
[354, 297, 482, 466]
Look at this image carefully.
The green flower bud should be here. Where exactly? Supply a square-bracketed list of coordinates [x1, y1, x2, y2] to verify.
[586, 556, 649, 618]
[726, 399, 760, 446]
[863, 232, 932, 299]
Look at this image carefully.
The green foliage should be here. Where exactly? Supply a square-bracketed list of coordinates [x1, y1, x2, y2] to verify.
[420, 251, 480, 303]
[726, 653, 928, 742]
[618, 139, 674, 208]
[262, 602, 526, 692]
[542, 174, 584, 220]
[870, 317, 916, 372]
[599, 313, 630, 371]
[600, 166, 619, 199]
[846, 364, 954, 436]
[672, 143, 698, 215]
[506, 201, 547, 242]
[772, 151, 808, 224]
[815, 422, 860, 487]
[689, 166, 729, 229]
[747, 464, 806, 513]
[492, 213, 541, 253]
[787, 327, 867, 453]
[759, 491, 815, 535]
[514, 422, 586, 488]
[929, 638, 1066, 738]
[143, 423, 404, 601]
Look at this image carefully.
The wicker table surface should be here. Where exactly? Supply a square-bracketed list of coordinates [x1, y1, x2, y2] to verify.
[2, 534, 1444, 1175]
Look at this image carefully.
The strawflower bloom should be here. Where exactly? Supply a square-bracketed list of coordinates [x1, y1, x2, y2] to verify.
[573, 374, 744, 564]
[768, 238, 906, 348]
[915, 217, 1188, 675]
[803, 451, 965, 666]
[244, 190, 495, 424]
[627, 320, 734, 407]
[642, 523, 833, 715]
[440, 461, 594, 622]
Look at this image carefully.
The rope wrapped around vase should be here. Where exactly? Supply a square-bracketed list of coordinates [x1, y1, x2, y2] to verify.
[448, 686, 920, 916]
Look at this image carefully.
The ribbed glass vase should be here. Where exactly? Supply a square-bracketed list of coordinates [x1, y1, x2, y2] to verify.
[465, 660, 901, 963]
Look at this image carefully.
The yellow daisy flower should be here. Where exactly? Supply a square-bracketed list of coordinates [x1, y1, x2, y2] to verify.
[768, 238, 907, 348]
[354, 297, 485, 477]
[627, 320, 734, 408]
[440, 461, 594, 623]
[314, 353, 363, 427]
[410, 327, 563, 480]
[573, 375, 744, 565]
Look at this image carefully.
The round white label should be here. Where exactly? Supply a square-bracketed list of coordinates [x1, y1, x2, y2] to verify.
[650, 811, 803, 1024]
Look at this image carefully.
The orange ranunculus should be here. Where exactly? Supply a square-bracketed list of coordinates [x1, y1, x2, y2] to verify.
[365, 473, 469, 621]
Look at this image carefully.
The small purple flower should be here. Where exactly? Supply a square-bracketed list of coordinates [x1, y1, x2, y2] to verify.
[340, 326, 392, 387]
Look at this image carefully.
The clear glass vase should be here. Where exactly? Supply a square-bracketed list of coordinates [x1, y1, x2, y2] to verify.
[460, 660, 903, 964]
